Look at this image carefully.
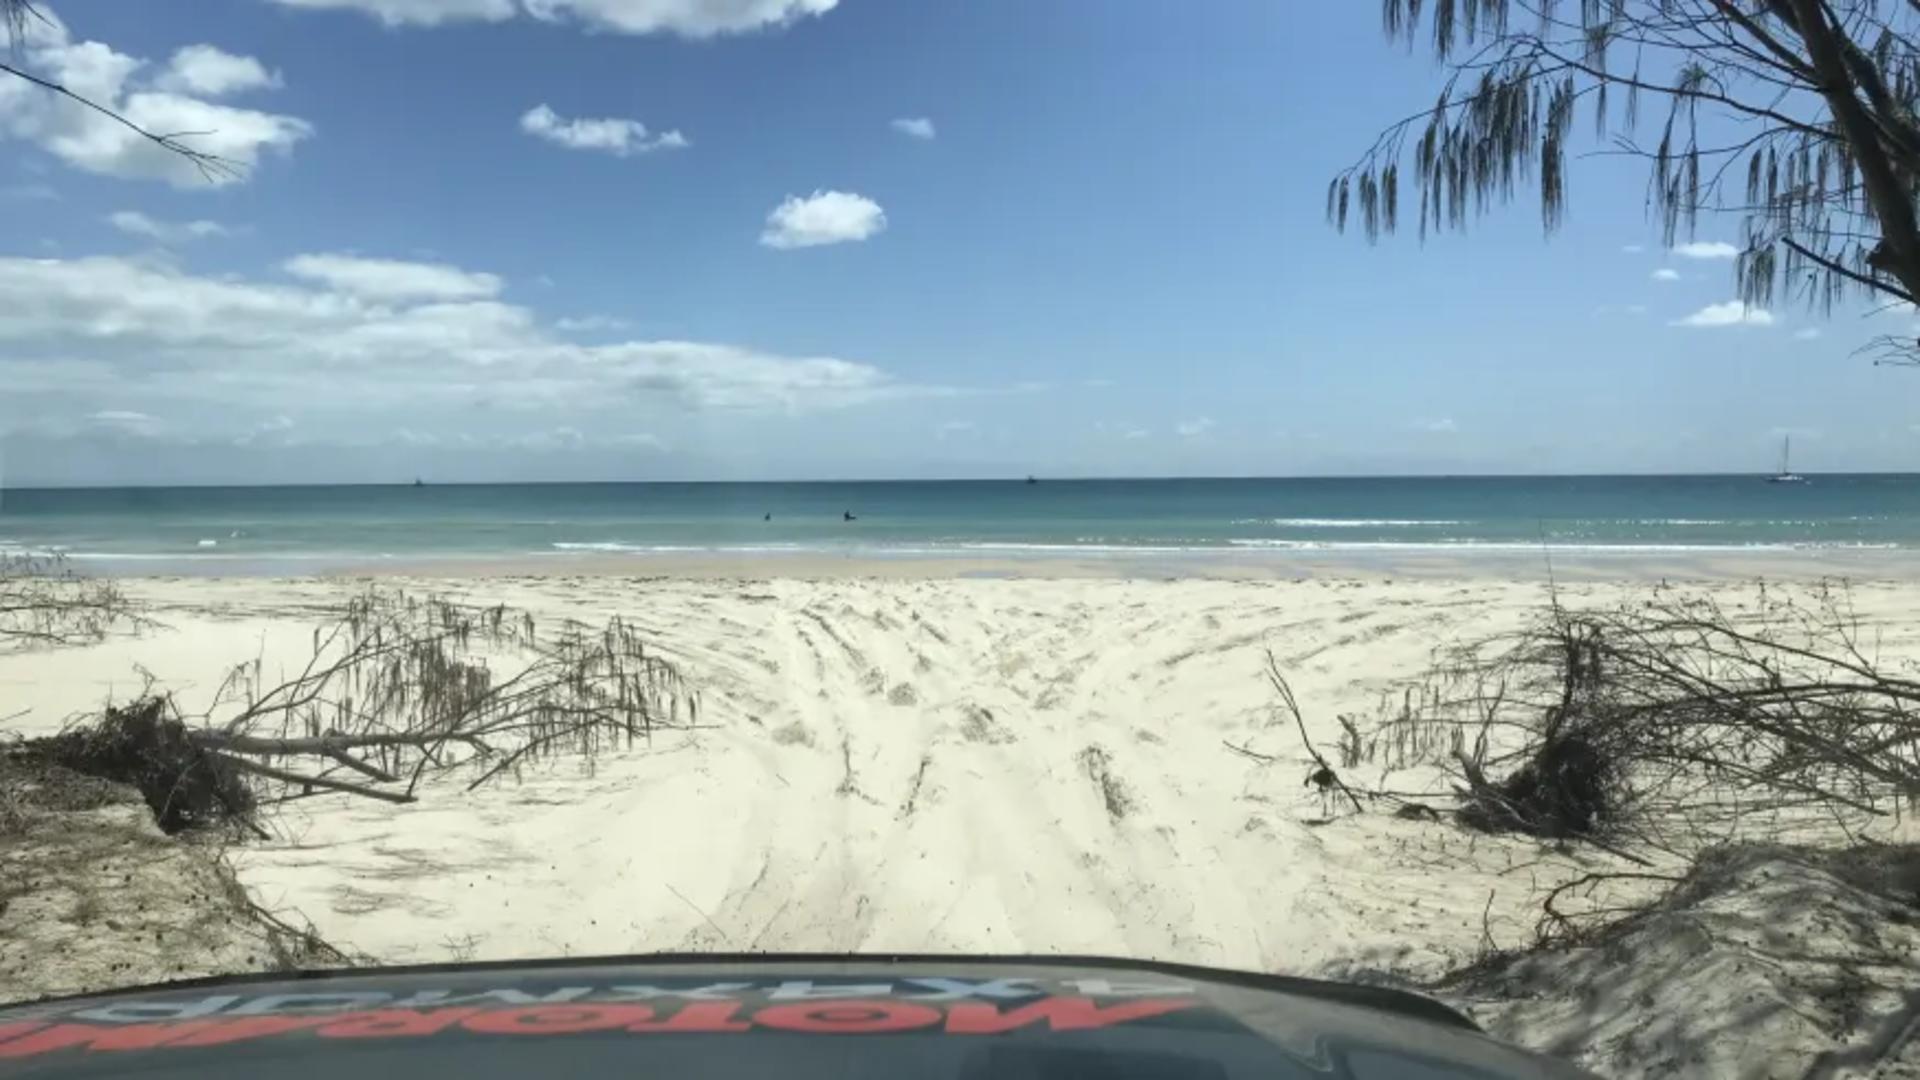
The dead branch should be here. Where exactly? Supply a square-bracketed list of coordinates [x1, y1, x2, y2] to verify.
[1537, 870, 1686, 946]
[1266, 649, 1364, 815]
[1339, 582, 1920, 858]
[1222, 739, 1279, 763]
[0, 60, 239, 183]
[209, 752, 416, 805]
[0, 555, 149, 650]
[10, 589, 695, 831]
[1, 2, 238, 185]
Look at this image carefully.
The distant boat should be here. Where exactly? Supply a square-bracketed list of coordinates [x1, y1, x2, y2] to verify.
[413, 477, 426, 488]
[1025, 475, 1038, 485]
[1767, 436, 1808, 484]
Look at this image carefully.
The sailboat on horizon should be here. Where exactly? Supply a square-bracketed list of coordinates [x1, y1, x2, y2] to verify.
[1767, 435, 1808, 484]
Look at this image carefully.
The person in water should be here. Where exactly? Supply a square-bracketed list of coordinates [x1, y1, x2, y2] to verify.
[764, 513, 771, 522]
[843, 510, 857, 522]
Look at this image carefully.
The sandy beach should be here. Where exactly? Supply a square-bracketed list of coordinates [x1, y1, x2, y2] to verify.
[7, 560, 1919, 988]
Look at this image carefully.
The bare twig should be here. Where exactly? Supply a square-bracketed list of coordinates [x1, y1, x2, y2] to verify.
[12, 589, 695, 831]
[1537, 870, 1685, 945]
[0, 555, 149, 650]
[1338, 583, 1920, 858]
[0, 0, 240, 185]
[1266, 650, 1365, 815]
[210, 752, 417, 805]
[1222, 739, 1279, 763]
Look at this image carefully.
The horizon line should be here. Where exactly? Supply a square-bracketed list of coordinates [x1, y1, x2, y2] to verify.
[2, 469, 1915, 492]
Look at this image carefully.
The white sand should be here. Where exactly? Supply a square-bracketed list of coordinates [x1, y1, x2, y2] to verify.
[1451, 844, 1920, 1078]
[0, 793, 322, 1003]
[6, 568, 1920, 1073]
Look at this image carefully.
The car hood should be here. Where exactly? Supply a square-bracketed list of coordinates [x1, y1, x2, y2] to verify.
[0, 953, 1592, 1078]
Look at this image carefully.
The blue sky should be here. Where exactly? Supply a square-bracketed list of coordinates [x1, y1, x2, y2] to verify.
[0, 0, 1914, 484]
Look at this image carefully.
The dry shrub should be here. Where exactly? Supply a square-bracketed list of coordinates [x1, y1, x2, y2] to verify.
[0, 555, 144, 651]
[1451, 619, 1628, 839]
[1338, 583, 1920, 853]
[1459, 731, 1613, 837]
[14, 698, 254, 834]
[9, 589, 694, 832]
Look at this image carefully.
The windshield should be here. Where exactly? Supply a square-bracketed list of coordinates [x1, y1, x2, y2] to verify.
[4, 3, 1920, 1079]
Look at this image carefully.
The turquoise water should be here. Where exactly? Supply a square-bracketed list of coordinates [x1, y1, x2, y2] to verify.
[2, 476, 1918, 568]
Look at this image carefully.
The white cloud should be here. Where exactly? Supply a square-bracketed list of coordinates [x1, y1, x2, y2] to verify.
[391, 427, 442, 447]
[0, 16, 310, 187]
[265, 0, 836, 35]
[108, 210, 230, 243]
[372, 426, 662, 453]
[154, 45, 281, 97]
[1672, 301, 1775, 328]
[1122, 427, 1150, 440]
[263, 0, 517, 25]
[519, 104, 687, 157]
[1175, 417, 1214, 438]
[760, 190, 886, 249]
[89, 409, 156, 427]
[1621, 244, 1645, 254]
[1672, 241, 1740, 259]
[1651, 268, 1680, 281]
[587, 341, 904, 409]
[606, 431, 664, 449]
[1415, 417, 1458, 434]
[232, 413, 295, 446]
[935, 419, 975, 440]
[0, 253, 923, 445]
[890, 117, 935, 140]
[555, 314, 632, 333]
[523, 0, 836, 35]
[330, 426, 645, 453]
[283, 253, 503, 301]
[1793, 327, 1823, 340]
[507, 425, 588, 451]
[82, 409, 172, 441]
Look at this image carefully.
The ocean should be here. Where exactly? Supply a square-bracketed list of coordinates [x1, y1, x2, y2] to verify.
[2, 475, 1919, 570]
